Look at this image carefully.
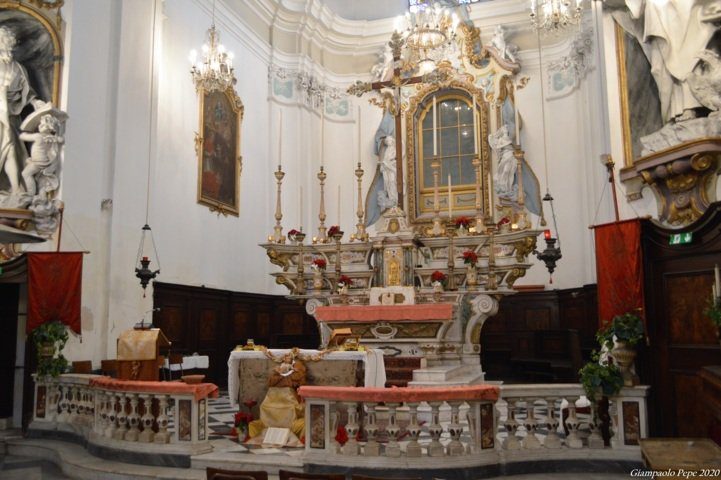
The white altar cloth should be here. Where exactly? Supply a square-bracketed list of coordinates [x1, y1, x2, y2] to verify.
[162, 354, 209, 371]
[227, 348, 386, 408]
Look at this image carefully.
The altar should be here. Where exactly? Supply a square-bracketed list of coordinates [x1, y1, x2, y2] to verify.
[227, 348, 386, 409]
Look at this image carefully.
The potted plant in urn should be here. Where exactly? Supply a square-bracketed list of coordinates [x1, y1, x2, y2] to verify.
[431, 270, 447, 293]
[579, 351, 624, 446]
[31, 321, 70, 378]
[597, 312, 644, 386]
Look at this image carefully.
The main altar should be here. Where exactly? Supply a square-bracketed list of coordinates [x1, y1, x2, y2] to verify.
[261, 10, 555, 387]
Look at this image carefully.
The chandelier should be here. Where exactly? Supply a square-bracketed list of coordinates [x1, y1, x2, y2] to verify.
[189, 1, 235, 92]
[529, 0, 583, 32]
[399, 1, 459, 73]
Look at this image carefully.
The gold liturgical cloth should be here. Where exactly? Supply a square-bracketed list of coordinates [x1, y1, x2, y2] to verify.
[117, 329, 169, 361]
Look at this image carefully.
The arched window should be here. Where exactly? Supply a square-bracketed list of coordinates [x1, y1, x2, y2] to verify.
[409, 88, 488, 223]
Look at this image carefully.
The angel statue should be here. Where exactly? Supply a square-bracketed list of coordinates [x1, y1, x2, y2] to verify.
[20, 113, 65, 197]
[378, 135, 398, 210]
[364, 110, 397, 226]
[488, 125, 516, 198]
[490, 25, 519, 64]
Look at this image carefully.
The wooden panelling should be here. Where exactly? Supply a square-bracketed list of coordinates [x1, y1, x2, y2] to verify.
[673, 372, 707, 437]
[665, 273, 718, 345]
[153, 282, 319, 385]
[481, 286, 598, 381]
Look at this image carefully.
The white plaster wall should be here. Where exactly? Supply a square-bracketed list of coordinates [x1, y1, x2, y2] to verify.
[49, 0, 623, 365]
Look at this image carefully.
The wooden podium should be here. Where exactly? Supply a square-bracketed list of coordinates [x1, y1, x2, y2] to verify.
[116, 328, 170, 381]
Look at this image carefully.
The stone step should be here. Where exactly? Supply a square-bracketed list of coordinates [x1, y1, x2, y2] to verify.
[410, 364, 481, 383]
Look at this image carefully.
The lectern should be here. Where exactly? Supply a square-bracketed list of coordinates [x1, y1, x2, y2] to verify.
[116, 328, 170, 381]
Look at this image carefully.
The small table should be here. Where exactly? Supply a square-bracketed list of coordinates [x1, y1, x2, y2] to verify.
[640, 438, 721, 477]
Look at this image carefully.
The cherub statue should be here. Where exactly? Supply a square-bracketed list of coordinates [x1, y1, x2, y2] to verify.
[490, 25, 518, 64]
[371, 44, 394, 82]
[488, 125, 517, 198]
[20, 114, 64, 197]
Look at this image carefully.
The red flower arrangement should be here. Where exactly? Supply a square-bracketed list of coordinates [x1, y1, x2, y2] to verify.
[463, 250, 478, 266]
[497, 217, 510, 227]
[455, 216, 472, 229]
[234, 411, 253, 441]
[288, 229, 301, 236]
[328, 225, 342, 237]
[431, 270, 447, 284]
[338, 275, 353, 287]
[312, 258, 327, 270]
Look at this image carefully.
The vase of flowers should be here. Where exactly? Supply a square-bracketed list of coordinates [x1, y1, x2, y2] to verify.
[338, 275, 353, 295]
[455, 216, 471, 236]
[497, 216, 511, 233]
[312, 258, 327, 290]
[287, 228, 302, 244]
[463, 250, 478, 287]
[431, 270, 447, 293]
[328, 225, 343, 241]
[597, 312, 644, 387]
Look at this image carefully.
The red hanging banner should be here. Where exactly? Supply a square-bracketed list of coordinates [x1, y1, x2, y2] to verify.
[26, 252, 83, 334]
[594, 219, 645, 328]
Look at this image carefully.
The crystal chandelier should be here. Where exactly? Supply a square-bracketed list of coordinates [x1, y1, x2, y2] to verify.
[400, 1, 459, 73]
[529, 0, 583, 32]
[189, 1, 235, 92]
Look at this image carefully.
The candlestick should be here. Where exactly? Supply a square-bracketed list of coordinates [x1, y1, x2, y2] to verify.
[514, 87, 521, 146]
[357, 105, 361, 166]
[473, 96, 478, 155]
[715, 264, 720, 296]
[433, 96, 438, 157]
[355, 162, 366, 241]
[431, 160, 442, 236]
[279, 110, 283, 168]
[448, 174, 452, 219]
[473, 156, 483, 233]
[317, 167, 327, 243]
[714, 284, 718, 300]
[271, 165, 285, 243]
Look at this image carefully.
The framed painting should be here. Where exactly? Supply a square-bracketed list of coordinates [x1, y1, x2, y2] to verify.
[196, 86, 244, 216]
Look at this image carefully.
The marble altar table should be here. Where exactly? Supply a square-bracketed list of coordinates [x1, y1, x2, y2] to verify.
[227, 348, 386, 408]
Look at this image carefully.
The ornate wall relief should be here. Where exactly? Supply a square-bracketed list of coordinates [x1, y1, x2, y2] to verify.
[268, 65, 349, 120]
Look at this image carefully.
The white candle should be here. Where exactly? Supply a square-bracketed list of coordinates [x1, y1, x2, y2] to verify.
[448, 174, 452, 219]
[715, 264, 720, 296]
[433, 96, 438, 157]
[337, 185, 341, 227]
[299, 186, 303, 231]
[514, 88, 521, 145]
[278, 110, 283, 169]
[473, 96, 478, 155]
[714, 284, 718, 300]
[320, 109, 325, 167]
[357, 105, 361, 165]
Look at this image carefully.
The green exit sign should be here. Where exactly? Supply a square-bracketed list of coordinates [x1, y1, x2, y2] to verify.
[669, 232, 693, 245]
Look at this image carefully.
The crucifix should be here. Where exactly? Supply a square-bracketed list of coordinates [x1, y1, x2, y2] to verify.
[348, 32, 428, 210]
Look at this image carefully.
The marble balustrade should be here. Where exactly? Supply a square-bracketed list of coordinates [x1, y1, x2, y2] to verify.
[31, 374, 216, 456]
[299, 383, 649, 466]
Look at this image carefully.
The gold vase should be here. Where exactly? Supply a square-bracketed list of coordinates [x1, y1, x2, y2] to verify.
[611, 341, 638, 387]
[466, 264, 477, 288]
[313, 270, 324, 291]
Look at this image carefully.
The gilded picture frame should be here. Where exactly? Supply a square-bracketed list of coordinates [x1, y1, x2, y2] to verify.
[195, 86, 244, 216]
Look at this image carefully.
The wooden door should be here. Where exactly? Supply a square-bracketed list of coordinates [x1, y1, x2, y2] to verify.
[642, 207, 721, 437]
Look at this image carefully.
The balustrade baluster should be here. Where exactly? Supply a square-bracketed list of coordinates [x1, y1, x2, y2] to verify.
[47, 383, 59, 422]
[58, 385, 70, 422]
[138, 394, 155, 443]
[330, 406, 340, 453]
[105, 394, 118, 437]
[405, 402, 422, 457]
[363, 402, 380, 456]
[154, 395, 170, 444]
[608, 398, 620, 449]
[342, 402, 359, 455]
[427, 401, 445, 457]
[125, 393, 141, 441]
[564, 397, 583, 449]
[113, 393, 129, 440]
[384, 402, 401, 457]
[447, 401, 465, 455]
[521, 399, 541, 449]
[95, 392, 106, 434]
[68, 386, 79, 420]
[587, 400, 604, 448]
[543, 397, 561, 449]
[502, 398, 521, 450]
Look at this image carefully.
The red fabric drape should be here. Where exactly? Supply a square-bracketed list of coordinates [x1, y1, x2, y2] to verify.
[594, 219, 644, 328]
[27, 252, 83, 334]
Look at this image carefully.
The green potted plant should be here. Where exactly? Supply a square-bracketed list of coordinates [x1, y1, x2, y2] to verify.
[579, 351, 624, 403]
[31, 321, 69, 378]
[597, 312, 644, 386]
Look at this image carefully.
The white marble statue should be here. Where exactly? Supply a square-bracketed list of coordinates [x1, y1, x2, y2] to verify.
[0, 26, 45, 202]
[610, 0, 717, 123]
[489, 25, 518, 64]
[488, 125, 516, 198]
[371, 44, 394, 82]
[378, 135, 398, 209]
[20, 113, 64, 197]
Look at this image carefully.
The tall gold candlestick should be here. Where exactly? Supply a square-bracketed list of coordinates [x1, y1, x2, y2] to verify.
[354, 162, 366, 241]
[295, 232, 306, 295]
[431, 159, 443, 236]
[446, 223, 456, 291]
[272, 166, 286, 243]
[487, 231, 497, 290]
[317, 167, 328, 243]
[472, 156, 483, 233]
[514, 147, 526, 229]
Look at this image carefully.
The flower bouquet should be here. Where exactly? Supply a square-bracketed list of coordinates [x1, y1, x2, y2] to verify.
[455, 216, 471, 229]
[328, 225, 342, 239]
[462, 250, 478, 266]
[312, 258, 327, 271]
[431, 270, 447, 291]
